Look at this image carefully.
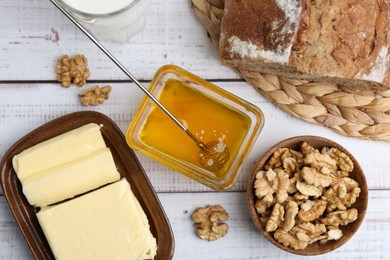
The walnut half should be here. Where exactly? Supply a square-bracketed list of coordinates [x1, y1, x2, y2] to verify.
[56, 54, 90, 88]
[191, 205, 229, 241]
[79, 85, 112, 106]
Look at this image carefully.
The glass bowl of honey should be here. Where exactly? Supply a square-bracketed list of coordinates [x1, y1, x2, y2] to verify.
[126, 65, 264, 191]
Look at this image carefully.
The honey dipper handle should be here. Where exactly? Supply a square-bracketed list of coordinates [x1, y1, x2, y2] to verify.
[185, 130, 207, 151]
[49, 0, 194, 136]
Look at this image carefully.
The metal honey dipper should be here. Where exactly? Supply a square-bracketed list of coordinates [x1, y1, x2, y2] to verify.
[49, 0, 230, 172]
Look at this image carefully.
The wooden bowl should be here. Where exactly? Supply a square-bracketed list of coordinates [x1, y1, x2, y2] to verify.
[247, 136, 368, 255]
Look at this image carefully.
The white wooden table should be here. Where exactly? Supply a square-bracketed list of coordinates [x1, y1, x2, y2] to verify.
[1, 0, 389, 259]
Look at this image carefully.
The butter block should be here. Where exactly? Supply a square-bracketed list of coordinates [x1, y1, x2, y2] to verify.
[36, 179, 157, 260]
[12, 123, 106, 182]
[22, 148, 120, 207]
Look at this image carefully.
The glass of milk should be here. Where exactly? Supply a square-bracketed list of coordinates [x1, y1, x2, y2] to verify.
[56, 0, 151, 43]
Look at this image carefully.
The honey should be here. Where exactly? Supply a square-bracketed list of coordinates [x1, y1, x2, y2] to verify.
[126, 65, 264, 191]
[138, 78, 251, 179]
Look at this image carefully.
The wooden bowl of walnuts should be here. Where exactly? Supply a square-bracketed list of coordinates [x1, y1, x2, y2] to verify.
[247, 136, 368, 255]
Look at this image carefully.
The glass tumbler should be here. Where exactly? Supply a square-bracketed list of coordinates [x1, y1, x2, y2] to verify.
[55, 0, 151, 43]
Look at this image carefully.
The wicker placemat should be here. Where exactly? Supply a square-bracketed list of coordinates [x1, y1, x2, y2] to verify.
[191, 0, 390, 142]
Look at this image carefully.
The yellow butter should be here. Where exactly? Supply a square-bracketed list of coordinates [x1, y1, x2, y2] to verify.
[22, 148, 120, 207]
[12, 123, 106, 182]
[37, 179, 157, 260]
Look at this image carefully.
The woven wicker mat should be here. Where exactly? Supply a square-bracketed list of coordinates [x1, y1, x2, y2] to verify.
[191, 0, 390, 142]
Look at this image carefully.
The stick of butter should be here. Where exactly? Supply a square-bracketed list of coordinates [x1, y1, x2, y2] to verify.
[12, 123, 106, 182]
[22, 148, 120, 207]
[37, 178, 157, 260]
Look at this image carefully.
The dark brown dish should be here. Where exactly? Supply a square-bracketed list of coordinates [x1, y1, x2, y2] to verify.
[247, 136, 368, 255]
[0, 111, 174, 260]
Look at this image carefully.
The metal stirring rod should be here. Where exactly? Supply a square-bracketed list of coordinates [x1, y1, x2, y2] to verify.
[50, 0, 231, 172]
[49, 0, 208, 151]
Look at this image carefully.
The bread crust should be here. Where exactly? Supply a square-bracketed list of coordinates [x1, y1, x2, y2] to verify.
[220, 0, 390, 90]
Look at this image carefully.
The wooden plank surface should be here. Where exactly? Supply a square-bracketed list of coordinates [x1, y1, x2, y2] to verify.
[1, 191, 390, 259]
[0, 0, 236, 81]
[1, 82, 389, 193]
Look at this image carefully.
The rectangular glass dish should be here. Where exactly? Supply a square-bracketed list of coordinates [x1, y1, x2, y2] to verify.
[126, 65, 265, 191]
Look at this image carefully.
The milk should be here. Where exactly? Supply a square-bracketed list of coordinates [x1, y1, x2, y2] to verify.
[58, 0, 150, 43]
[62, 0, 136, 15]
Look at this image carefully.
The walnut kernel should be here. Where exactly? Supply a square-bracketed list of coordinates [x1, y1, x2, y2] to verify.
[283, 200, 298, 232]
[70, 54, 90, 87]
[79, 85, 112, 106]
[56, 55, 72, 88]
[254, 168, 289, 205]
[320, 226, 343, 244]
[298, 199, 326, 222]
[266, 202, 285, 232]
[296, 181, 322, 197]
[56, 54, 90, 88]
[301, 166, 333, 188]
[321, 208, 358, 227]
[291, 222, 327, 244]
[325, 147, 354, 172]
[192, 205, 229, 241]
[274, 229, 308, 250]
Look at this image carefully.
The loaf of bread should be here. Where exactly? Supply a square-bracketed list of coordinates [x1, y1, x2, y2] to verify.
[219, 0, 390, 91]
